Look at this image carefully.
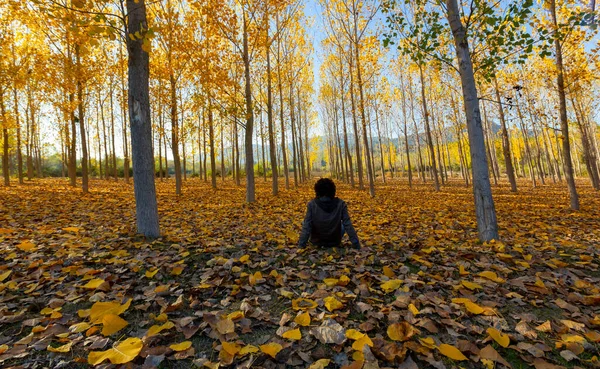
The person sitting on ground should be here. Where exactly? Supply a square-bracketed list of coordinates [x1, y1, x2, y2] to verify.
[298, 178, 360, 249]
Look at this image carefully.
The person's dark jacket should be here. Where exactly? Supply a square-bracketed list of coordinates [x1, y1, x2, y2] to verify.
[298, 196, 360, 248]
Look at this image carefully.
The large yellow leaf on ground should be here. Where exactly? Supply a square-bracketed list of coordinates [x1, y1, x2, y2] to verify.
[170, 341, 192, 351]
[101, 314, 129, 336]
[282, 328, 302, 341]
[259, 342, 282, 358]
[324, 296, 344, 312]
[88, 337, 143, 365]
[438, 343, 468, 361]
[295, 311, 311, 326]
[146, 321, 175, 337]
[487, 328, 510, 348]
[387, 322, 415, 342]
[89, 299, 131, 323]
[381, 279, 403, 293]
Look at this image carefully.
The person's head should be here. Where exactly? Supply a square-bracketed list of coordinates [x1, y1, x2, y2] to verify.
[314, 178, 336, 198]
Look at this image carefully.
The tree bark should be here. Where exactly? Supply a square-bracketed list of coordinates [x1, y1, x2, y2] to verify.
[126, 0, 160, 237]
[446, 0, 499, 241]
[242, 11, 256, 202]
[549, 0, 579, 210]
[353, 17, 375, 197]
[419, 64, 440, 191]
[493, 77, 517, 192]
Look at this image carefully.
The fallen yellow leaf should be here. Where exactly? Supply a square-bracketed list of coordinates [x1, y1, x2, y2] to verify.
[101, 314, 128, 336]
[170, 341, 192, 351]
[88, 337, 143, 365]
[259, 342, 282, 358]
[294, 311, 311, 326]
[381, 279, 403, 293]
[282, 328, 302, 340]
[438, 343, 468, 361]
[487, 327, 510, 348]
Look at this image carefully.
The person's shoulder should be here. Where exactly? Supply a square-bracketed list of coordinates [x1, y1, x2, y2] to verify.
[336, 197, 347, 206]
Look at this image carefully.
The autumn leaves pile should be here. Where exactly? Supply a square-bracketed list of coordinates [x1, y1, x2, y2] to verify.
[0, 179, 599, 368]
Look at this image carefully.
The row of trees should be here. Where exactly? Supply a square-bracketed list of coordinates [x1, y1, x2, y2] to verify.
[318, 0, 598, 240]
[0, 0, 598, 241]
[0, 0, 319, 236]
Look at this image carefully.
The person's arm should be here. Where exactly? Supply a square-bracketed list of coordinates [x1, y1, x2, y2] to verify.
[341, 201, 360, 249]
[298, 202, 312, 248]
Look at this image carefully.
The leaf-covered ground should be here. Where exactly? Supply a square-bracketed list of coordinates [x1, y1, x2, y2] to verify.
[0, 178, 599, 369]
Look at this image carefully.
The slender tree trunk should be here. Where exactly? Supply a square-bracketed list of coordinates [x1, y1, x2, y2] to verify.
[572, 97, 600, 189]
[12, 88, 23, 184]
[26, 87, 34, 179]
[208, 97, 217, 188]
[348, 43, 364, 190]
[220, 120, 225, 181]
[446, 0, 498, 241]
[481, 100, 498, 185]
[158, 113, 163, 180]
[242, 12, 256, 203]
[75, 45, 89, 193]
[1, 91, 9, 186]
[493, 78, 517, 192]
[274, 17, 291, 190]
[120, 46, 130, 183]
[198, 114, 206, 180]
[68, 93, 77, 186]
[109, 82, 118, 180]
[549, 0, 579, 209]
[418, 64, 440, 190]
[375, 103, 386, 183]
[296, 87, 307, 183]
[101, 94, 109, 180]
[235, 117, 241, 185]
[126, 0, 160, 237]
[169, 74, 182, 195]
[515, 95, 536, 187]
[353, 20, 375, 197]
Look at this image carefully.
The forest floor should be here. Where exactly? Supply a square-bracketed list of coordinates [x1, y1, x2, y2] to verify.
[0, 177, 599, 369]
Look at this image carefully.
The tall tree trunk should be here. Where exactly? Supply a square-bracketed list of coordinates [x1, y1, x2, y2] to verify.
[1, 91, 9, 186]
[120, 46, 130, 183]
[446, 0, 498, 241]
[375, 103, 386, 183]
[572, 97, 600, 189]
[126, 0, 160, 237]
[515, 95, 536, 187]
[101, 91, 109, 179]
[158, 111, 163, 180]
[68, 93, 77, 186]
[76, 45, 89, 193]
[353, 19, 375, 197]
[197, 114, 203, 180]
[170, 74, 182, 195]
[242, 11, 256, 203]
[418, 64, 440, 191]
[208, 97, 217, 188]
[220, 120, 225, 181]
[109, 82, 118, 180]
[493, 77, 517, 192]
[348, 43, 364, 190]
[12, 88, 23, 184]
[549, 0, 579, 209]
[26, 86, 34, 179]
[275, 17, 289, 191]
[481, 100, 498, 185]
[338, 50, 354, 187]
[235, 117, 241, 185]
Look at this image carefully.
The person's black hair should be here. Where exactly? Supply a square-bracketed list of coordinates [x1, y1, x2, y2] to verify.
[314, 178, 336, 198]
